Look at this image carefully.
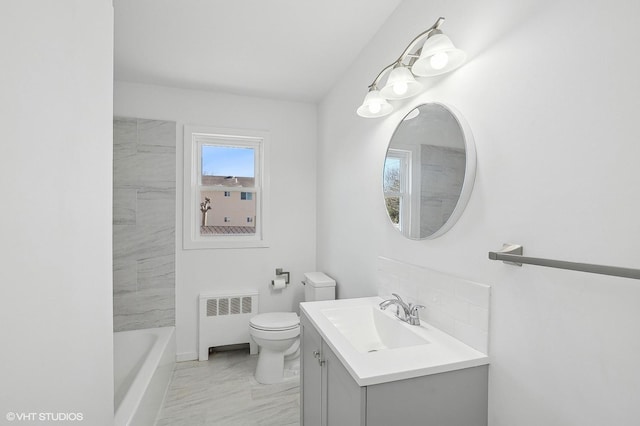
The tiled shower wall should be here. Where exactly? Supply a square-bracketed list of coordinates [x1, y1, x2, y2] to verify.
[420, 145, 465, 237]
[113, 117, 176, 331]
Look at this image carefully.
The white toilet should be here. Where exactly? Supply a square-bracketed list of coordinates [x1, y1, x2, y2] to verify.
[249, 272, 336, 384]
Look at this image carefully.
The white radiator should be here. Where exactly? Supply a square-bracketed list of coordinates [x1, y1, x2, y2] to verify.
[198, 291, 259, 361]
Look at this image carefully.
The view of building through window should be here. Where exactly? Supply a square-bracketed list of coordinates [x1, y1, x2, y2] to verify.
[199, 145, 258, 235]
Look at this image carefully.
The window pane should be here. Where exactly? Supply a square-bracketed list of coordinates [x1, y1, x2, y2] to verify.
[383, 157, 401, 192]
[385, 197, 400, 225]
[202, 145, 255, 187]
[199, 191, 256, 235]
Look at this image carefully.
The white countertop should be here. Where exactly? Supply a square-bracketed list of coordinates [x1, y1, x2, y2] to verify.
[300, 296, 489, 387]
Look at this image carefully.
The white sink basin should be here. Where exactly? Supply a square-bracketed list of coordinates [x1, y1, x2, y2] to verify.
[321, 305, 429, 353]
[301, 297, 489, 386]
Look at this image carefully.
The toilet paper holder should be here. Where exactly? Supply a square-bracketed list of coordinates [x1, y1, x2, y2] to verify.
[272, 268, 290, 286]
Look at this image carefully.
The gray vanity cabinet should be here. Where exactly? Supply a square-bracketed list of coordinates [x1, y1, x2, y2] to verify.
[301, 312, 365, 426]
[365, 366, 488, 426]
[324, 342, 366, 425]
[301, 312, 323, 425]
[301, 311, 488, 426]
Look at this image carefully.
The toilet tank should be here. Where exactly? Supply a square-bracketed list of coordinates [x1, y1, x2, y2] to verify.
[303, 272, 336, 301]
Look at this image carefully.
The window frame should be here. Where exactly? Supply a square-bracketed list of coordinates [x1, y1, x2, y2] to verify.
[183, 125, 270, 249]
[384, 148, 413, 237]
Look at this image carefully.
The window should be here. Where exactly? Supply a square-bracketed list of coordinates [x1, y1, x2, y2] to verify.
[184, 125, 269, 249]
[383, 149, 411, 235]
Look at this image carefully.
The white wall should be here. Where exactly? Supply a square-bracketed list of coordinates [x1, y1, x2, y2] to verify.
[114, 82, 317, 360]
[0, 1, 114, 424]
[318, 0, 640, 425]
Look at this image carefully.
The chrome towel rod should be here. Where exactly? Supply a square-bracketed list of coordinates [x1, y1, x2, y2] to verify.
[488, 244, 640, 280]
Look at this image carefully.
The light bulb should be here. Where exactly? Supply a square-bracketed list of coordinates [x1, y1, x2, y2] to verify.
[393, 81, 408, 96]
[429, 52, 449, 70]
[368, 102, 382, 114]
[357, 89, 393, 118]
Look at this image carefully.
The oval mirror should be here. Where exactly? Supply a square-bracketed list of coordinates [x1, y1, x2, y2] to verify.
[382, 103, 476, 239]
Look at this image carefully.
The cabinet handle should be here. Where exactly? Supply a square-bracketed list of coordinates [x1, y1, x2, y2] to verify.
[313, 350, 325, 366]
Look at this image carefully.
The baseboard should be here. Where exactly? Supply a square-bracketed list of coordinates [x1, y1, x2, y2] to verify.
[176, 351, 198, 362]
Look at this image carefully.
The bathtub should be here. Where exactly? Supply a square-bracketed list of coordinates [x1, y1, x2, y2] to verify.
[114, 327, 175, 426]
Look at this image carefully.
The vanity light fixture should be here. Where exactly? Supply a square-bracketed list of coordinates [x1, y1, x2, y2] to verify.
[357, 17, 466, 118]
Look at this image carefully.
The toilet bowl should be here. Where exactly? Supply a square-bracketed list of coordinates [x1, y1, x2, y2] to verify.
[249, 272, 336, 384]
[249, 312, 300, 384]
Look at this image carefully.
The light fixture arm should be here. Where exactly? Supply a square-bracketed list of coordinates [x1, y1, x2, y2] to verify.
[367, 62, 397, 91]
[357, 16, 465, 118]
[366, 17, 445, 90]
[395, 17, 444, 63]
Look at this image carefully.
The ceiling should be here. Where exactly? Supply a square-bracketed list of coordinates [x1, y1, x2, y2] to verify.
[114, 0, 402, 102]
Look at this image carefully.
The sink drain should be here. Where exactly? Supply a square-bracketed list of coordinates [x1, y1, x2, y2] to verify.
[367, 349, 378, 353]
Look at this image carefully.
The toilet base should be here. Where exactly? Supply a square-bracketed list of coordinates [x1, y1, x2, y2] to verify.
[255, 347, 286, 384]
[249, 336, 258, 355]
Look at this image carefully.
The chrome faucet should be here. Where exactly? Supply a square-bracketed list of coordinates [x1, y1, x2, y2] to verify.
[379, 293, 425, 326]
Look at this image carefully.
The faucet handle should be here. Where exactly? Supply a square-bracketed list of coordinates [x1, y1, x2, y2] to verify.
[391, 293, 404, 303]
[409, 304, 425, 316]
[408, 304, 425, 326]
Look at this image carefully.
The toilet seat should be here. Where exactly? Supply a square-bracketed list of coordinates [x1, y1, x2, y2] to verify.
[249, 312, 300, 342]
[249, 312, 299, 331]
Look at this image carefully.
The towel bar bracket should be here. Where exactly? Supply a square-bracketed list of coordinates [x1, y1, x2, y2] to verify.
[488, 244, 523, 266]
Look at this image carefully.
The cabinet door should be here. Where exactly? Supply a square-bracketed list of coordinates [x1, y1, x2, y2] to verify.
[366, 365, 488, 426]
[301, 313, 323, 426]
[323, 341, 366, 426]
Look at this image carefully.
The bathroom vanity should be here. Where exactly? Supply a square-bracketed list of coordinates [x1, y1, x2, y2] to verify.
[300, 297, 489, 426]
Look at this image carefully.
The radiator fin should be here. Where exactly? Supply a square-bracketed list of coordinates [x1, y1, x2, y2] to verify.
[242, 297, 252, 314]
[230, 297, 241, 315]
[218, 298, 229, 315]
[207, 299, 217, 317]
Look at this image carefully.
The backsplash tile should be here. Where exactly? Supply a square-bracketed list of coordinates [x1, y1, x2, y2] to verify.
[377, 257, 490, 354]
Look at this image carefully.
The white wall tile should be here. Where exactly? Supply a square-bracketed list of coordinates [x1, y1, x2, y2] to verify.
[454, 320, 488, 354]
[440, 293, 470, 324]
[378, 257, 490, 354]
[469, 305, 490, 333]
[456, 280, 491, 309]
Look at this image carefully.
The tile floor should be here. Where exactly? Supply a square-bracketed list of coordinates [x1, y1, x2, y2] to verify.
[156, 349, 300, 426]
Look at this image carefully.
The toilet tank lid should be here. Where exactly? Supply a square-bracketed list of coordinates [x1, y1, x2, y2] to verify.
[303, 272, 336, 288]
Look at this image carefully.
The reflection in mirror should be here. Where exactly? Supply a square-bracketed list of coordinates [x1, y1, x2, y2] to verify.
[383, 103, 476, 240]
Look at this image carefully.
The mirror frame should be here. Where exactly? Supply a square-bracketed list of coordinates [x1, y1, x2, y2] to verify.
[383, 102, 477, 240]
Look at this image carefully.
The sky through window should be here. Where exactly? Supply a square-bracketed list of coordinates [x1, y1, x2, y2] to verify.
[202, 145, 255, 177]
